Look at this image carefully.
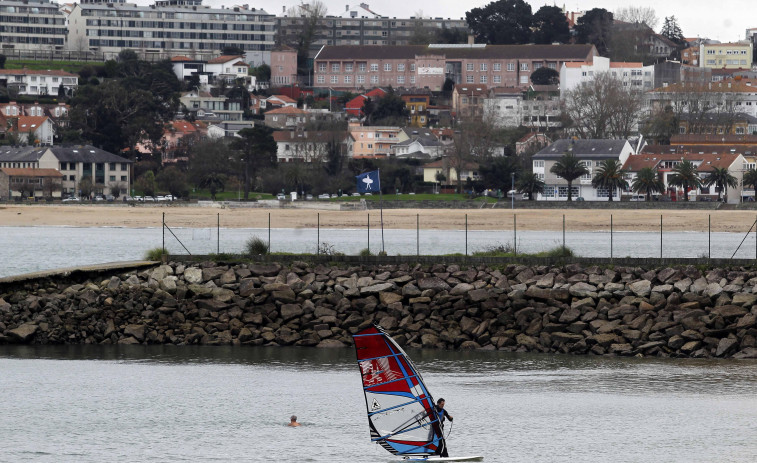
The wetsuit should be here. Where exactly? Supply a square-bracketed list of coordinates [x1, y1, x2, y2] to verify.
[433, 405, 453, 457]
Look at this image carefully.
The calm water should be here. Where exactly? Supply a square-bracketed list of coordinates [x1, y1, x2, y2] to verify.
[2, 225, 757, 278]
[1, 346, 756, 462]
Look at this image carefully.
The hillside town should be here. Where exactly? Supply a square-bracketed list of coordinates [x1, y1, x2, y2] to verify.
[2, 0, 757, 204]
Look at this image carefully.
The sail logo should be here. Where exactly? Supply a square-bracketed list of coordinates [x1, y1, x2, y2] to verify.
[371, 399, 381, 411]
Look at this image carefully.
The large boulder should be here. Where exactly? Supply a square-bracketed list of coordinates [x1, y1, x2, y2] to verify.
[417, 277, 450, 292]
[629, 280, 651, 297]
[6, 324, 38, 343]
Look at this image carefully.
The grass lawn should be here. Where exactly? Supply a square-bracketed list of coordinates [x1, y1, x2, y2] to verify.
[187, 190, 275, 201]
[6, 59, 93, 74]
[332, 193, 498, 203]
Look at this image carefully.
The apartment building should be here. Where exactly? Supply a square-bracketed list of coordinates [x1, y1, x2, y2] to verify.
[0, 0, 67, 52]
[347, 122, 402, 158]
[699, 42, 753, 69]
[483, 86, 561, 129]
[66, 0, 275, 60]
[313, 44, 597, 92]
[0, 69, 79, 96]
[179, 89, 243, 122]
[646, 79, 757, 121]
[560, 56, 655, 98]
[276, 3, 467, 57]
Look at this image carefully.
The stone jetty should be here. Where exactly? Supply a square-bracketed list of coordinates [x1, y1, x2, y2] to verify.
[2, 261, 757, 359]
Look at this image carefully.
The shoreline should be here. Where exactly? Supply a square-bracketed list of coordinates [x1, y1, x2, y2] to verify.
[1, 204, 757, 232]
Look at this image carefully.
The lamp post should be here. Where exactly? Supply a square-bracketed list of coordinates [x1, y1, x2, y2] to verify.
[511, 172, 515, 210]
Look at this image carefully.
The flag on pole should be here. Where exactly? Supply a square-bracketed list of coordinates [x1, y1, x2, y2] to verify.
[356, 170, 381, 193]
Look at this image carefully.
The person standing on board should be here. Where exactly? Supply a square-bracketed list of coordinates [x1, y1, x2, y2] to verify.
[433, 398, 453, 457]
[288, 415, 301, 427]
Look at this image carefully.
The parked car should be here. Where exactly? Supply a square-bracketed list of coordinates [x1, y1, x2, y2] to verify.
[351, 192, 361, 196]
[164, 195, 175, 201]
[105, 195, 115, 202]
[364, 192, 372, 196]
[122, 196, 134, 202]
[629, 194, 646, 202]
[318, 193, 330, 199]
[331, 194, 338, 198]
[156, 195, 167, 201]
[143, 196, 156, 202]
[276, 193, 287, 200]
[62, 196, 80, 203]
[132, 196, 143, 202]
[94, 195, 105, 201]
[575, 197, 585, 201]
[306, 194, 313, 200]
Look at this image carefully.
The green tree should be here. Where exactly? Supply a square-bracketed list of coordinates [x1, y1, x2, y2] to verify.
[78, 176, 94, 199]
[531, 6, 571, 44]
[232, 126, 277, 200]
[549, 153, 588, 201]
[221, 45, 245, 55]
[642, 105, 678, 145]
[631, 167, 665, 201]
[660, 16, 686, 46]
[478, 156, 520, 192]
[530, 67, 559, 85]
[136, 170, 158, 197]
[466, 0, 533, 45]
[742, 168, 757, 201]
[365, 91, 409, 126]
[575, 8, 614, 56]
[704, 167, 738, 201]
[591, 159, 628, 202]
[516, 172, 545, 200]
[199, 173, 226, 201]
[250, 64, 271, 82]
[156, 167, 188, 198]
[668, 160, 702, 201]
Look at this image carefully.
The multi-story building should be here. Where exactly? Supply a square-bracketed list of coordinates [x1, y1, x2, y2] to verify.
[347, 121, 402, 158]
[483, 86, 561, 129]
[179, 89, 243, 121]
[532, 139, 635, 201]
[66, 0, 275, 60]
[560, 56, 655, 98]
[398, 89, 431, 127]
[699, 42, 753, 69]
[313, 44, 597, 92]
[0, 144, 133, 197]
[0, 69, 78, 97]
[0, 0, 66, 52]
[276, 4, 468, 59]
[645, 79, 757, 121]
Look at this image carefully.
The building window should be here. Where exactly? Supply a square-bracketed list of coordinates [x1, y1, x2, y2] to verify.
[370, 63, 379, 72]
[345, 63, 353, 72]
[480, 75, 487, 83]
[410, 76, 416, 84]
[493, 76, 501, 84]
[398, 64, 405, 72]
[345, 75, 352, 83]
[397, 76, 405, 84]
[121, 176, 127, 182]
[109, 162, 116, 170]
[410, 64, 416, 72]
[520, 76, 528, 84]
[493, 63, 501, 71]
[371, 75, 379, 84]
[481, 63, 487, 71]
[520, 63, 529, 71]
[357, 75, 365, 84]
[317, 75, 325, 83]
[543, 186, 555, 197]
[331, 76, 338, 83]
[466, 75, 474, 83]
[318, 63, 326, 72]
[332, 63, 340, 72]
[533, 160, 545, 168]
[507, 63, 515, 71]
[384, 63, 392, 71]
[109, 176, 116, 182]
[359, 63, 366, 72]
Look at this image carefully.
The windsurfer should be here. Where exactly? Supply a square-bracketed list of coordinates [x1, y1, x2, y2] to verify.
[288, 415, 301, 427]
[434, 398, 453, 457]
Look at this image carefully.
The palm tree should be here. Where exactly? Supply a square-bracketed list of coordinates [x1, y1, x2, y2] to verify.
[590, 159, 628, 201]
[668, 160, 702, 202]
[743, 168, 757, 201]
[549, 154, 588, 201]
[516, 173, 545, 201]
[631, 167, 665, 201]
[704, 166, 738, 202]
[199, 172, 225, 201]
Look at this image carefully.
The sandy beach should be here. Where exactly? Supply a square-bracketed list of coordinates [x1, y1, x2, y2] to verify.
[1, 204, 757, 233]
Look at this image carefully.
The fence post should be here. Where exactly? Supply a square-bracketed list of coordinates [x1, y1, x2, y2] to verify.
[217, 212, 219, 255]
[513, 214, 517, 256]
[367, 213, 370, 254]
[268, 212, 271, 254]
[465, 214, 468, 256]
[610, 214, 613, 260]
[660, 214, 663, 259]
[562, 214, 566, 255]
[416, 213, 419, 257]
[317, 212, 320, 255]
[709, 214, 711, 260]
[162, 212, 165, 254]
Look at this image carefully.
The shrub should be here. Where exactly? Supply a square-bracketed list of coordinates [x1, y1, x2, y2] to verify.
[473, 242, 515, 257]
[358, 248, 374, 257]
[319, 242, 343, 256]
[245, 235, 269, 255]
[144, 247, 166, 261]
[541, 245, 574, 258]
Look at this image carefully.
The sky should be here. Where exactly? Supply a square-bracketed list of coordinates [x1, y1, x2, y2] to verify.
[195, 0, 755, 44]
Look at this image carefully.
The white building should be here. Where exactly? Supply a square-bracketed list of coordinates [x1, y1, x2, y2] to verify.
[207, 120, 254, 138]
[483, 87, 561, 129]
[560, 56, 655, 98]
[532, 139, 635, 201]
[11, 116, 55, 145]
[179, 89, 243, 121]
[0, 69, 78, 96]
[0, 0, 67, 52]
[66, 0, 275, 60]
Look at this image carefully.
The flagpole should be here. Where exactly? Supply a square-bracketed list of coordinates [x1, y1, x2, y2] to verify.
[379, 168, 385, 253]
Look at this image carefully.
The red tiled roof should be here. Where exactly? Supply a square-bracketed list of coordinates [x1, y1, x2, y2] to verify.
[272, 131, 344, 142]
[231, 61, 249, 67]
[170, 120, 207, 133]
[622, 152, 741, 172]
[0, 168, 62, 177]
[170, 56, 193, 62]
[453, 84, 488, 95]
[11, 116, 49, 132]
[269, 94, 297, 104]
[207, 55, 244, 64]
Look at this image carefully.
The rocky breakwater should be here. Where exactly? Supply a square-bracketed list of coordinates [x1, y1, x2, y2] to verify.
[2, 261, 757, 359]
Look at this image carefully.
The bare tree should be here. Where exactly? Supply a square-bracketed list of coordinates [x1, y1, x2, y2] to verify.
[614, 6, 658, 29]
[284, 1, 328, 76]
[562, 72, 644, 139]
[42, 177, 62, 198]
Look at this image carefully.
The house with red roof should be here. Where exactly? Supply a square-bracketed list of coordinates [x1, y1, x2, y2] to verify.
[264, 107, 309, 129]
[0, 69, 78, 97]
[7, 116, 55, 146]
[0, 168, 63, 200]
[265, 94, 298, 109]
[345, 88, 388, 117]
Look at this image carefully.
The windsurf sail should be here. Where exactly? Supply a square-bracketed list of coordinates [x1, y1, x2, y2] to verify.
[353, 324, 444, 457]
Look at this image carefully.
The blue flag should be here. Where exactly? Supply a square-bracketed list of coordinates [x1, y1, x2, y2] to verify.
[356, 170, 380, 193]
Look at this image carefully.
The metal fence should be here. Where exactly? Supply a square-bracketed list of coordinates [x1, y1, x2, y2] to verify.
[160, 211, 757, 261]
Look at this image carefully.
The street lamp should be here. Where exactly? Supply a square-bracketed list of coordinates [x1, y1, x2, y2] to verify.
[511, 172, 515, 210]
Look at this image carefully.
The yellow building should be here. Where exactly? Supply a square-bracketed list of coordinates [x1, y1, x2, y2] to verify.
[699, 42, 753, 69]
